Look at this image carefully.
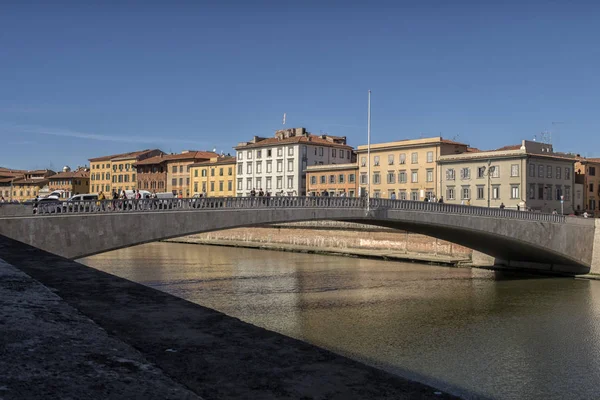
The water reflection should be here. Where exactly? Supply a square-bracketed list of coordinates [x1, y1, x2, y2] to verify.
[80, 243, 600, 400]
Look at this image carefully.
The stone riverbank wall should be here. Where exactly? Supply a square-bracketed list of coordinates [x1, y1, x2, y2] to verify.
[171, 221, 473, 265]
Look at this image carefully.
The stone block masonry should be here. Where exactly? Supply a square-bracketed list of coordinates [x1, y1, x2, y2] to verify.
[177, 221, 473, 262]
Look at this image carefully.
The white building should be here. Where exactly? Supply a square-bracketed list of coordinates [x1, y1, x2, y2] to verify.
[234, 127, 354, 196]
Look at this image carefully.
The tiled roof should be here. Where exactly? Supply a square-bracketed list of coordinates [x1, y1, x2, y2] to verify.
[235, 134, 352, 150]
[48, 170, 90, 179]
[189, 156, 237, 167]
[356, 137, 469, 151]
[111, 149, 163, 161]
[493, 144, 522, 151]
[440, 139, 469, 146]
[576, 157, 600, 164]
[89, 149, 158, 162]
[12, 178, 49, 185]
[135, 151, 218, 166]
[306, 163, 359, 172]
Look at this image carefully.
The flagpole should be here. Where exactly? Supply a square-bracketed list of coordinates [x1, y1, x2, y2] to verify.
[367, 90, 371, 212]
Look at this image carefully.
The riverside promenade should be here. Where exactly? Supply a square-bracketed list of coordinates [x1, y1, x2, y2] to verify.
[0, 234, 455, 400]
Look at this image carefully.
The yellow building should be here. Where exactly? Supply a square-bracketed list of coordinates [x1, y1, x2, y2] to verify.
[47, 168, 90, 198]
[189, 156, 236, 197]
[165, 151, 217, 197]
[10, 169, 55, 202]
[89, 149, 163, 194]
[355, 137, 469, 200]
[0, 168, 26, 201]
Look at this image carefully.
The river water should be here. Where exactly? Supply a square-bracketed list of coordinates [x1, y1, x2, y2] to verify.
[80, 242, 600, 400]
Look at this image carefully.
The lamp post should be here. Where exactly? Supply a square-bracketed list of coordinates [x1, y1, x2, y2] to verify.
[367, 90, 371, 211]
[485, 162, 495, 208]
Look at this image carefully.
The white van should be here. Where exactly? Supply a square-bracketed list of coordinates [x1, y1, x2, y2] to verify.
[68, 194, 98, 202]
[124, 190, 152, 199]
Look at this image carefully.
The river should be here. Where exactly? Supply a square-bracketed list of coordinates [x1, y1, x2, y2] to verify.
[80, 242, 600, 400]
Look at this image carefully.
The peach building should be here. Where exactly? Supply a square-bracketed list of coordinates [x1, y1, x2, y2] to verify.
[305, 163, 358, 197]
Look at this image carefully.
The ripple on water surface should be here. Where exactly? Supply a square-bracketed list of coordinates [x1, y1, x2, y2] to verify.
[80, 242, 600, 400]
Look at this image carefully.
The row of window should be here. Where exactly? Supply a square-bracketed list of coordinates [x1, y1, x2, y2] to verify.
[360, 152, 434, 167]
[310, 173, 356, 185]
[238, 159, 298, 175]
[526, 183, 571, 201]
[138, 166, 165, 174]
[91, 185, 111, 193]
[111, 174, 136, 183]
[444, 184, 572, 202]
[528, 164, 572, 180]
[359, 170, 434, 185]
[139, 181, 165, 190]
[91, 163, 109, 169]
[193, 167, 234, 177]
[171, 178, 190, 187]
[193, 180, 234, 193]
[7, 190, 38, 197]
[237, 176, 295, 191]
[92, 172, 137, 181]
[49, 179, 86, 186]
[113, 163, 133, 172]
[237, 146, 350, 161]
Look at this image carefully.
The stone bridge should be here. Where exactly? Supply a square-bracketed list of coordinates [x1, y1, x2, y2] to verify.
[0, 197, 599, 275]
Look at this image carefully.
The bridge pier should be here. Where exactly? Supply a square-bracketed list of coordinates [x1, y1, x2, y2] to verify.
[470, 250, 592, 275]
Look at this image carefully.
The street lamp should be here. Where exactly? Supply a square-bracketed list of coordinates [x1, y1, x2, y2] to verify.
[367, 90, 371, 211]
[482, 163, 496, 208]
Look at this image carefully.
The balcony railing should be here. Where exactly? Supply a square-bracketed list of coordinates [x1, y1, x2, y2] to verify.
[28, 196, 567, 223]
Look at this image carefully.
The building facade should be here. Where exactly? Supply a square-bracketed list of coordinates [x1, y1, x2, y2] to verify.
[47, 168, 90, 198]
[575, 157, 600, 217]
[189, 156, 236, 197]
[134, 155, 169, 193]
[164, 151, 217, 197]
[89, 149, 163, 194]
[9, 170, 55, 202]
[235, 127, 353, 196]
[439, 140, 576, 213]
[0, 168, 26, 201]
[355, 137, 469, 200]
[305, 163, 358, 197]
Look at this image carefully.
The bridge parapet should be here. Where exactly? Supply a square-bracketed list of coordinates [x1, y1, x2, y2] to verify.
[24, 196, 567, 223]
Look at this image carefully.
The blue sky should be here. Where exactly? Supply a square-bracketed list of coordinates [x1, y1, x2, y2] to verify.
[1, 1, 599, 170]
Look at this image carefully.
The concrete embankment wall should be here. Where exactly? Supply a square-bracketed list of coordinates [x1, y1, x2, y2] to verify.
[170, 221, 473, 265]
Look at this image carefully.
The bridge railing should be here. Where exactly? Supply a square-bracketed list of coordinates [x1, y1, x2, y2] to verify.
[33, 196, 566, 223]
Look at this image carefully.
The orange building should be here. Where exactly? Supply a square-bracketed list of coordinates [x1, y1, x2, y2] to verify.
[306, 163, 359, 197]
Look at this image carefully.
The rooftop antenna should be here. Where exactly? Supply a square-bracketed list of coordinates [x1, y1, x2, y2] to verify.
[539, 130, 552, 144]
[451, 134, 460, 141]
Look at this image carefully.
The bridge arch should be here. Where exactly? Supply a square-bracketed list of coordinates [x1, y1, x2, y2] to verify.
[0, 197, 595, 274]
